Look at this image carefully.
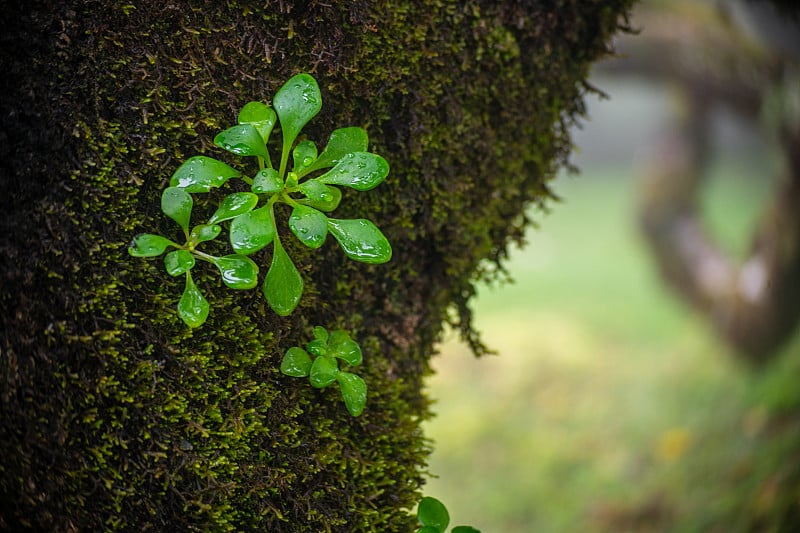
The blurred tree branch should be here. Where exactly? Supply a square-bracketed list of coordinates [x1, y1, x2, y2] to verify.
[605, 1, 800, 361]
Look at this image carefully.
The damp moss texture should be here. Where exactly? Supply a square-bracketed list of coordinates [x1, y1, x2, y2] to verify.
[0, 1, 632, 531]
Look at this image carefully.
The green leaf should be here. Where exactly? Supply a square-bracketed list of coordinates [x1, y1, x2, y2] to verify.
[418, 497, 450, 532]
[307, 326, 329, 356]
[317, 152, 389, 191]
[328, 330, 363, 366]
[161, 187, 193, 232]
[274, 73, 321, 153]
[298, 181, 342, 212]
[238, 101, 277, 144]
[327, 218, 392, 264]
[281, 347, 312, 377]
[252, 168, 283, 195]
[214, 124, 270, 159]
[307, 339, 327, 357]
[289, 205, 328, 249]
[309, 355, 339, 388]
[229, 206, 275, 255]
[178, 272, 209, 328]
[292, 139, 318, 171]
[417, 527, 440, 533]
[170, 156, 240, 192]
[164, 249, 195, 276]
[263, 239, 303, 316]
[313, 326, 329, 342]
[189, 224, 222, 245]
[337, 372, 367, 417]
[211, 254, 258, 290]
[208, 192, 259, 224]
[452, 527, 482, 533]
[301, 127, 369, 175]
[128, 234, 176, 257]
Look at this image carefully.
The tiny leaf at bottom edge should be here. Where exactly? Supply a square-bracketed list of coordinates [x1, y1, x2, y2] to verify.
[417, 497, 450, 532]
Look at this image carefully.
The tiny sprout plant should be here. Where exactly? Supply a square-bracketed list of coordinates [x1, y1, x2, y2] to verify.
[281, 326, 367, 417]
[416, 497, 481, 533]
[129, 73, 392, 327]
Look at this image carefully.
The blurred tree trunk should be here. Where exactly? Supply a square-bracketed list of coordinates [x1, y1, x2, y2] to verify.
[0, 0, 632, 530]
[609, 1, 800, 362]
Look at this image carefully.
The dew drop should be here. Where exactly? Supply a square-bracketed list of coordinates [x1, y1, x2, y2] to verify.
[301, 89, 317, 104]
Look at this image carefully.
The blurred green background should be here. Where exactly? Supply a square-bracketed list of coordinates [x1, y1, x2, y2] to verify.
[422, 73, 800, 532]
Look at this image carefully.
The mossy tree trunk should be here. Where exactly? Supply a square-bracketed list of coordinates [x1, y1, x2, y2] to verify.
[0, 1, 631, 530]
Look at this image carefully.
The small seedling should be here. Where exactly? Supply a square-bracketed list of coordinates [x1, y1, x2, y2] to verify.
[416, 497, 481, 533]
[280, 326, 367, 417]
[129, 73, 392, 327]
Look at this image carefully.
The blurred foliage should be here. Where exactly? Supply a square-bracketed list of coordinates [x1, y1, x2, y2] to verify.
[425, 164, 800, 531]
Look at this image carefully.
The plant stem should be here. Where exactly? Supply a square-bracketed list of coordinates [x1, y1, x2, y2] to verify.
[278, 144, 290, 182]
[192, 249, 219, 264]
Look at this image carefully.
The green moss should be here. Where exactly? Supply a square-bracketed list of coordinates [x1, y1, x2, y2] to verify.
[1, 0, 632, 530]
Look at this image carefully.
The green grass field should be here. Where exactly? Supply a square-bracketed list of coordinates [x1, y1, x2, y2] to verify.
[422, 161, 800, 532]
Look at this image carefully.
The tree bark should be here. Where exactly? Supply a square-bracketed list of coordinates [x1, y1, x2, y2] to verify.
[0, 1, 631, 530]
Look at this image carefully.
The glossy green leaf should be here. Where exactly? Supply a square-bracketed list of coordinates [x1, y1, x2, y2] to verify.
[309, 355, 339, 389]
[238, 101, 277, 144]
[328, 330, 362, 366]
[307, 339, 327, 357]
[317, 152, 389, 191]
[313, 326, 329, 342]
[161, 187, 193, 232]
[208, 192, 259, 224]
[274, 73, 321, 152]
[281, 347, 312, 377]
[289, 205, 328, 249]
[418, 497, 449, 532]
[214, 124, 270, 159]
[417, 527, 439, 533]
[452, 527, 482, 533]
[298, 181, 342, 212]
[301, 127, 369, 175]
[211, 254, 258, 289]
[263, 239, 303, 316]
[337, 372, 367, 417]
[178, 272, 209, 328]
[327, 218, 392, 264]
[164, 249, 195, 276]
[285, 171, 299, 189]
[170, 156, 240, 192]
[252, 168, 283, 195]
[229, 206, 275, 255]
[292, 139, 318, 171]
[128, 234, 176, 257]
[189, 224, 221, 245]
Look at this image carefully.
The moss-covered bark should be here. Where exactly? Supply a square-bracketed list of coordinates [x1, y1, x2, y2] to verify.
[0, 1, 632, 530]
